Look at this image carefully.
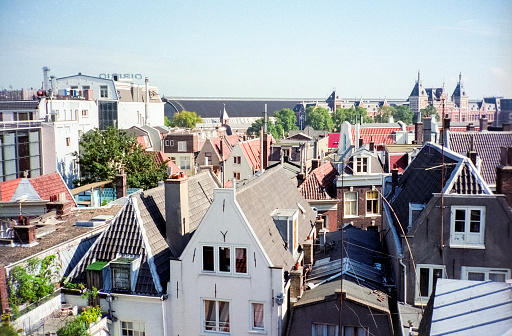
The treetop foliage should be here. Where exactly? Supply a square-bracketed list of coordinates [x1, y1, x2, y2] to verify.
[167, 110, 203, 128]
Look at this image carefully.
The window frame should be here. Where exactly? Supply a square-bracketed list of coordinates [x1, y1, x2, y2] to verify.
[233, 171, 240, 180]
[121, 321, 145, 336]
[100, 85, 108, 98]
[344, 191, 358, 217]
[312, 323, 339, 336]
[461, 266, 511, 282]
[449, 206, 485, 248]
[203, 299, 230, 334]
[179, 156, 191, 170]
[81, 109, 88, 117]
[355, 156, 369, 174]
[201, 244, 248, 276]
[341, 325, 368, 336]
[178, 141, 187, 152]
[233, 156, 241, 165]
[365, 190, 379, 216]
[415, 264, 446, 304]
[250, 302, 265, 332]
[408, 203, 425, 229]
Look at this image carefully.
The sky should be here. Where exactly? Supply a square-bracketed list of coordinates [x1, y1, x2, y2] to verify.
[1, 0, 511, 100]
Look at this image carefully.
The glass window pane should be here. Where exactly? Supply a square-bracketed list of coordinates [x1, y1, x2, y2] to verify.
[489, 273, 506, 282]
[468, 272, 485, 281]
[219, 247, 230, 272]
[218, 301, 229, 332]
[327, 325, 337, 336]
[204, 300, 216, 331]
[252, 303, 264, 329]
[203, 246, 214, 271]
[470, 210, 481, 232]
[314, 324, 324, 336]
[235, 248, 246, 273]
[454, 209, 465, 232]
[419, 268, 429, 297]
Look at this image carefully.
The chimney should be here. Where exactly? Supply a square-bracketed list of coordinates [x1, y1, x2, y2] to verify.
[358, 138, 363, 147]
[311, 159, 320, 171]
[496, 147, 512, 207]
[302, 239, 313, 266]
[391, 168, 399, 196]
[467, 151, 478, 166]
[14, 224, 36, 245]
[262, 105, 269, 170]
[369, 140, 375, 152]
[414, 122, 423, 145]
[479, 116, 488, 132]
[116, 171, 127, 199]
[165, 172, 190, 254]
[466, 123, 475, 132]
[289, 265, 304, 306]
[503, 123, 511, 132]
[145, 77, 149, 126]
[442, 117, 451, 147]
[355, 124, 360, 149]
[422, 116, 431, 144]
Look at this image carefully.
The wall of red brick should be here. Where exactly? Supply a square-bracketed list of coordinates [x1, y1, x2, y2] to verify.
[0, 267, 9, 313]
[320, 209, 339, 232]
[337, 185, 382, 230]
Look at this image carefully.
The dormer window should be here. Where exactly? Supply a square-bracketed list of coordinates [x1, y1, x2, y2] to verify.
[110, 256, 140, 293]
[355, 157, 368, 173]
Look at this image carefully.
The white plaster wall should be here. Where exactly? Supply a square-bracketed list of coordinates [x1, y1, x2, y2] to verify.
[224, 144, 256, 182]
[169, 188, 284, 336]
[100, 295, 165, 336]
[117, 102, 164, 129]
[55, 76, 117, 101]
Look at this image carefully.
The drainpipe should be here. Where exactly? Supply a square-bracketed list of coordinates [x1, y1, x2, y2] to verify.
[399, 258, 407, 303]
[161, 294, 168, 336]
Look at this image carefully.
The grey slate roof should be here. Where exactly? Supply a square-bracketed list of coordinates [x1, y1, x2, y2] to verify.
[430, 279, 512, 336]
[0, 101, 39, 110]
[163, 98, 302, 119]
[235, 167, 316, 269]
[68, 171, 219, 295]
[447, 131, 512, 185]
[390, 142, 491, 233]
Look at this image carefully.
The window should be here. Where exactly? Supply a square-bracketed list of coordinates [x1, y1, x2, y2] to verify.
[450, 206, 485, 248]
[202, 245, 247, 275]
[342, 326, 367, 336]
[251, 302, 264, 331]
[366, 190, 379, 215]
[461, 267, 510, 282]
[344, 192, 358, 217]
[355, 157, 368, 173]
[111, 264, 130, 292]
[65, 137, 71, 146]
[415, 264, 445, 303]
[179, 157, 190, 170]
[233, 156, 241, 164]
[409, 204, 425, 228]
[100, 85, 108, 98]
[82, 109, 88, 117]
[178, 141, 187, 152]
[121, 321, 145, 336]
[204, 300, 230, 333]
[170, 157, 176, 164]
[312, 323, 338, 336]
[233, 171, 240, 180]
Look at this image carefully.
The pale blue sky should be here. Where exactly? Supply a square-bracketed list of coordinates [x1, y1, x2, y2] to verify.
[1, 0, 511, 99]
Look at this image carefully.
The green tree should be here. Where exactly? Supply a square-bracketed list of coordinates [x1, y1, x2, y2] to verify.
[164, 116, 172, 127]
[246, 118, 280, 140]
[305, 106, 334, 131]
[273, 108, 298, 136]
[168, 110, 202, 128]
[375, 106, 395, 123]
[420, 105, 439, 121]
[393, 105, 414, 124]
[332, 108, 348, 132]
[74, 127, 168, 190]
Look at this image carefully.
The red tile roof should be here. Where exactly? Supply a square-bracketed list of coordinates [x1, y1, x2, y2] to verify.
[0, 179, 22, 202]
[299, 162, 338, 200]
[30, 172, 75, 204]
[148, 151, 183, 175]
[239, 136, 275, 170]
[351, 128, 401, 145]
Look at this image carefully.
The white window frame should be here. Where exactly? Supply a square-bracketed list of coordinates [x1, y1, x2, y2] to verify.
[312, 323, 339, 336]
[201, 244, 248, 275]
[415, 264, 446, 304]
[461, 266, 511, 282]
[408, 203, 425, 229]
[233, 156, 241, 165]
[100, 85, 108, 98]
[449, 206, 485, 249]
[121, 321, 145, 336]
[355, 156, 369, 174]
[250, 302, 265, 332]
[178, 141, 187, 152]
[81, 109, 88, 117]
[179, 156, 190, 170]
[203, 299, 230, 334]
[365, 190, 379, 216]
[344, 191, 358, 217]
[233, 171, 240, 180]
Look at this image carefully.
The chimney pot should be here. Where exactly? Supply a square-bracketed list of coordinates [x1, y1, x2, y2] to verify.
[479, 116, 488, 132]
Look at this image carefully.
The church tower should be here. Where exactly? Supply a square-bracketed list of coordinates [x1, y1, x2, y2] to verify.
[409, 71, 428, 122]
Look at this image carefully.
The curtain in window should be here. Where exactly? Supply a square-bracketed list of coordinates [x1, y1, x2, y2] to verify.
[236, 248, 247, 273]
[204, 300, 216, 331]
[218, 301, 230, 332]
[253, 303, 264, 329]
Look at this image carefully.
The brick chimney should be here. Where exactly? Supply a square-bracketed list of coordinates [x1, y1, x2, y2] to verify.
[165, 172, 190, 254]
[116, 171, 127, 199]
[496, 147, 512, 207]
[311, 159, 320, 171]
[391, 168, 399, 196]
[358, 138, 363, 147]
[414, 122, 423, 144]
[479, 115, 488, 132]
[13, 224, 36, 245]
[289, 265, 304, 307]
[422, 116, 431, 144]
[466, 123, 475, 132]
